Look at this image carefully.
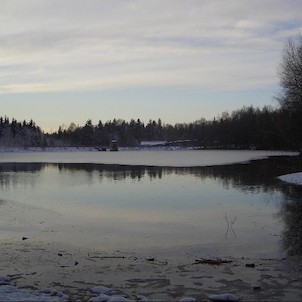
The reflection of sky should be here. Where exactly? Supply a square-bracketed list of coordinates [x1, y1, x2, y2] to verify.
[0, 163, 285, 258]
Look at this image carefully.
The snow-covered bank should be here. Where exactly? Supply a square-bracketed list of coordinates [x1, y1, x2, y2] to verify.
[278, 172, 302, 185]
[0, 149, 298, 167]
[0, 276, 68, 302]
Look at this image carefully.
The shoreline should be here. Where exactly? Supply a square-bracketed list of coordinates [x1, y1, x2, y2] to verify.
[0, 146, 299, 153]
[0, 149, 298, 168]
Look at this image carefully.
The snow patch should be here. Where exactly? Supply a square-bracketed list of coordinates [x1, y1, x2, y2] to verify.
[89, 285, 130, 302]
[0, 285, 69, 302]
[278, 172, 302, 185]
[0, 276, 68, 302]
[90, 286, 115, 295]
[140, 141, 167, 146]
[179, 298, 197, 302]
[88, 294, 111, 302]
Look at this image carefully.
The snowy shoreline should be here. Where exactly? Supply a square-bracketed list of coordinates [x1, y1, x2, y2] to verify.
[278, 172, 302, 186]
[0, 148, 299, 167]
[1, 240, 301, 302]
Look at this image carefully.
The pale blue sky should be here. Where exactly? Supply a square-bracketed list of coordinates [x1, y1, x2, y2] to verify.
[1, 0, 301, 132]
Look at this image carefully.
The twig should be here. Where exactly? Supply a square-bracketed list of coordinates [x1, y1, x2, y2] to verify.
[225, 212, 237, 239]
[194, 258, 232, 265]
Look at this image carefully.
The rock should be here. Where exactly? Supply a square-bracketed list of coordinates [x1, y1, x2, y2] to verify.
[40, 288, 59, 295]
[88, 294, 110, 302]
[245, 263, 255, 268]
[136, 295, 149, 302]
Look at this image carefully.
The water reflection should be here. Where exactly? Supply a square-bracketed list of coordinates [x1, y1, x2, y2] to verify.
[0, 156, 301, 257]
[278, 184, 302, 256]
[0, 162, 44, 190]
[1, 156, 301, 191]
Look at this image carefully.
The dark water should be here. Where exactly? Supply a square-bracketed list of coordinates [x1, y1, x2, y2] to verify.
[0, 155, 301, 259]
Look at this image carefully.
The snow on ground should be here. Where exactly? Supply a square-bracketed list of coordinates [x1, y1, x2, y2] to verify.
[0, 276, 68, 302]
[0, 277, 232, 302]
[278, 172, 302, 185]
[140, 141, 167, 146]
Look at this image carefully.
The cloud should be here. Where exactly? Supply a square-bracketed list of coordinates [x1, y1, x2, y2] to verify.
[0, 0, 301, 94]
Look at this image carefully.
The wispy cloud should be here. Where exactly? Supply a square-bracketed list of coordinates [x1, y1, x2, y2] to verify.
[1, 0, 301, 94]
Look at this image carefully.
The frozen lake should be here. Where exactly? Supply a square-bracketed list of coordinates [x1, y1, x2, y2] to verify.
[0, 149, 297, 166]
[0, 150, 301, 260]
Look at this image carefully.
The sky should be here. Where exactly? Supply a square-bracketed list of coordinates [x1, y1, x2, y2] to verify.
[1, 0, 302, 132]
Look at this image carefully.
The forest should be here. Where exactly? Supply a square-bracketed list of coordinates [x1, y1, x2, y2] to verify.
[0, 116, 47, 148]
[46, 105, 301, 150]
[0, 104, 301, 151]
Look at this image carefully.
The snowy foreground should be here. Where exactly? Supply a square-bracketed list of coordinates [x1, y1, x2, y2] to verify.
[0, 276, 240, 302]
[0, 276, 68, 302]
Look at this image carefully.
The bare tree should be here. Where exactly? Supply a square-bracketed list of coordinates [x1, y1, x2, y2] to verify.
[277, 34, 302, 112]
[274, 34, 302, 153]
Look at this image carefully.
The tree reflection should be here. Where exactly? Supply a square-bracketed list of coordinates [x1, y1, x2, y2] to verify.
[0, 156, 301, 191]
[278, 185, 302, 256]
[0, 162, 43, 190]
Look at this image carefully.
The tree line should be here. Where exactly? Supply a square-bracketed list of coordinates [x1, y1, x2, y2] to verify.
[46, 104, 300, 150]
[1, 102, 300, 150]
[0, 116, 46, 147]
